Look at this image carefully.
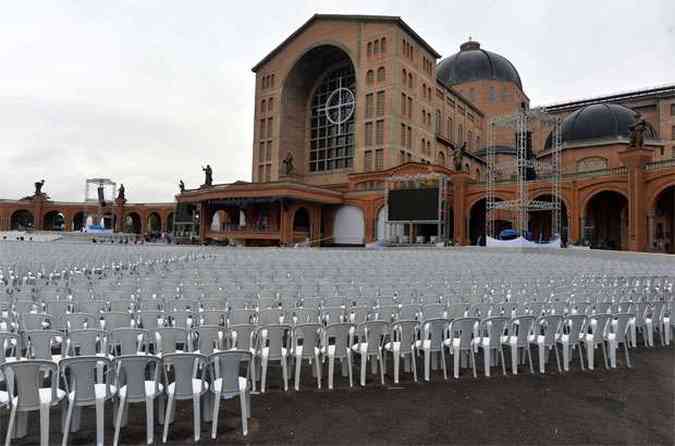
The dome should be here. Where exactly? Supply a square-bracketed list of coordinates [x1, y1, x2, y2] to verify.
[437, 40, 522, 90]
[545, 103, 650, 148]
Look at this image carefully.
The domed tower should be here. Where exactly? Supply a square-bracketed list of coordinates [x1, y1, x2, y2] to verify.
[437, 40, 528, 152]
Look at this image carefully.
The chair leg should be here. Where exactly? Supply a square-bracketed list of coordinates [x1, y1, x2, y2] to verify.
[62, 396, 74, 446]
[192, 393, 201, 442]
[440, 345, 447, 380]
[392, 344, 400, 384]
[601, 342, 609, 370]
[577, 343, 585, 370]
[281, 354, 289, 392]
[586, 339, 594, 371]
[239, 392, 248, 436]
[561, 339, 570, 371]
[211, 393, 220, 440]
[378, 349, 385, 385]
[470, 348, 477, 379]
[113, 397, 127, 446]
[499, 347, 507, 376]
[250, 356, 257, 393]
[608, 336, 617, 368]
[510, 342, 518, 375]
[294, 353, 302, 391]
[145, 397, 154, 445]
[95, 396, 105, 446]
[327, 350, 335, 390]
[346, 350, 353, 387]
[314, 350, 322, 389]
[359, 344, 367, 386]
[423, 344, 431, 381]
[483, 346, 490, 377]
[5, 403, 16, 446]
[623, 342, 631, 368]
[40, 402, 50, 446]
[411, 349, 418, 383]
[537, 341, 545, 374]
[260, 350, 269, 393]
[526, 345, 534, 374]
[162, 393, 175, 443]
[452, 345, 460, 379]
[553, 345, 561, 373]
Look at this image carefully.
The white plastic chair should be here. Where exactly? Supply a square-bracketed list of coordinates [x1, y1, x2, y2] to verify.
[60, 356, 116, 446]
[503, 315, 535, 375]
[384, 320, 418, 383]
[584, 314, 612, 370]
[558, 315, 587, 371]
[161, 352, 208, 443]
[2, 360, 66, 446]
[530, 315, 562, 374]
[476, 316, 508, 377]
[608, 313, 634, 368]
[112, 355, 162, 445]
[321, 322, 354, 389]
[209, 350, 252, 438]
[65, 329, 107, 356]
[419, 318, 449, 381]
[110, 327, 148, 356]
[351, 320, 389, 386]
[255, 324, 291, 393]
[291, 323, 322, 390]
[446, 317, 479, 379]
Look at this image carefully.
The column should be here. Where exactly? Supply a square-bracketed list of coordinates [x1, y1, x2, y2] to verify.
[618, 147, 652, 251]
[647, 210, 656, 251]
[452, 174, 470, 245]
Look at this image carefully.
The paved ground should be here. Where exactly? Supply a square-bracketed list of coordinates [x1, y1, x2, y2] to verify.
[4, 346, 673, 445]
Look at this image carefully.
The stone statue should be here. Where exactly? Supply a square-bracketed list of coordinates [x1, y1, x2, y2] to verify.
[629, 112, 648, 148]
[117, 183, 126, 201]
[179, 179, 185, 193]
[452, 143, 466, 171]
[202, 164, 213, 186]
[282, 152, 295, 175]
[34, 179, 45, 196]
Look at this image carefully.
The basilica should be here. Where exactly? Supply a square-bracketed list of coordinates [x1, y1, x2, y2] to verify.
[1, 14, 673, 252]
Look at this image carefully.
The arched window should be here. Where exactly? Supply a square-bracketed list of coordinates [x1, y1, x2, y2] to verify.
[309, 65, 356, 172]
[261, 99, 266, 113]
[402, 68, 407, 85]
[468, 130, 473, 149]
[476, 135, 480, 149]
[447, 118, 453, 141]
[381, 37, 387, 53]
[438, 151, 446, 166]
[367, 42, 373, 57]
[377, 67, 385, 82]
[458, 124, 464, 144]
[366, 70, 374, 85]
[374, 39, 380, 54]
[408, 73, 413, 89]
[268, 97, 273, 112]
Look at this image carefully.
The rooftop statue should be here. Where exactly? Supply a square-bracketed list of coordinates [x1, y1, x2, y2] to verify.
[202, 164, 213, 187]
[628, 112, 648, 148]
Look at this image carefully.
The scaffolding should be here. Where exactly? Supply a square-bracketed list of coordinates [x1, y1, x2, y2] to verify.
[83, 178, 117, 230]
[486, 107, 562, 241]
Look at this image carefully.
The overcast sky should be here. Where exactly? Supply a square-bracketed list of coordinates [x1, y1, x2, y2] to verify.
[1, 0, 673, 202]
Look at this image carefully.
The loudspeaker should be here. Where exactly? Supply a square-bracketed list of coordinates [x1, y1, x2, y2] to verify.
[97, 186, 106, 206]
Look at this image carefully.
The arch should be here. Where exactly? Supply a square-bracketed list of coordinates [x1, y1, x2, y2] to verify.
[580, 187, 629, 218]
[10, 209, 34, 231]
[292, 207, 310, 234]
[281, 43, 356, 175]
[333, 205, 365, 245]
[146, 212, 161, 233]
[528, 193, 569, 244]
[72, 212, 86, 231]
[377, 66, 385, 82]
[43, 211, 65, 231]
[583, 190, 629, 250]
[437, 151, 446, 167]
[210, 210, 226, 232]
[649, 180, 675, 211]
[124, 212, 142, 234]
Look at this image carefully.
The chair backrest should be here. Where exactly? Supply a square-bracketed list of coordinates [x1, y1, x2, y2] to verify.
[398, 304, 421, 321]
[323, 322, 354, 356]
[153, 327, 187, 354]
[22, 329, 63, 359]
[293, 308, 320, 325]
[0, 332, 19, 363]
[167, 310, 194, 329]
[199, 310, 225, 326]
[292, 323, 322, 357]
[209, 350, 251, 396]
[536, 315, 562, 346]
[564, 314, 588, 340]
[230, 324, 256, 350]
[391, 320, 418, 349]
[510, 315, 536, 346]
[349, 306, 370, 324]
[113, 355, 160, 402]
[358, 321, 389, 353]
[588, 314, 612, 343]
[161, 352, 206, 399]
[447, 303, 468, 319]
[195, 325, 224, 354]
[372, 305, 398, 322]
[480, 316, 509, 348]
[448, 317, 479, 349]
[21, 312, 55, 331]
[101, 311, 132, 330]
[61, 312, 98, 332]
[421, 318, 450, 351]
[1, 360, 59, 411]
[422, 303, 447, 320]
[229, 309, 256, 325]
[110, 327, 148, 355]
[322, 306, 346, 325]
[60, 356, 114, 404]
[257, 324, 291, 359]
[613, 313, 635, 343]
[66, 329, 106, 356]
[139, 310, 164, 329]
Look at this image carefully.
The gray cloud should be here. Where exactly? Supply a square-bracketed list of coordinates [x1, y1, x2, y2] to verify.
[0, 0, 673, 201]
